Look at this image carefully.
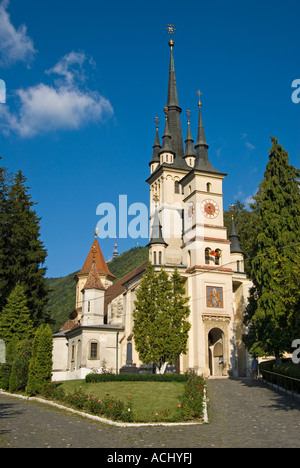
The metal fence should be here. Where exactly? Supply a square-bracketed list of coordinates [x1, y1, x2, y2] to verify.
[260, 369, 300, 398]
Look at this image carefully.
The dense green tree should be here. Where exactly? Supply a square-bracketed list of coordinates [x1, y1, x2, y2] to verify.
[0, 283, 34, 345]
[133, 264, 191, 373]
[8, 339, 32, 392]
[27, 324, 53, 395]
[1, 170, 49, 326]
[243, 137, 300, 358]
[223, 200, 260, 274]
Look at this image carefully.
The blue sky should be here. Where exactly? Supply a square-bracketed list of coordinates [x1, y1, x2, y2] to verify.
[0, 0, 299, 278]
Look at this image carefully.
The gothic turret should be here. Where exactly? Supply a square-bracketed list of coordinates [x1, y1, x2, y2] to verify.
[194, 97, 223, 175]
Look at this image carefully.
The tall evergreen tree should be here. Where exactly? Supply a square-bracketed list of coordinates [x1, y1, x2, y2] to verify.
[0, 282, 34, 345]
[243, 137, 300, 358]
[1, 170, 49, 326]
[27, 324, 53, 395]
[133, 264, 191, 373]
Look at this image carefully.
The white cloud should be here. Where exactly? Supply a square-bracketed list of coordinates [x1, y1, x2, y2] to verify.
[0, 0, 36, 66]
[1, 51, 114, 137]
[245, 141, 256, 150]
[46, 51, 92, 85]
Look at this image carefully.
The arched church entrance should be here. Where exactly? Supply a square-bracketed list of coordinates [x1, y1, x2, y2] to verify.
[208, 328, 225, 376]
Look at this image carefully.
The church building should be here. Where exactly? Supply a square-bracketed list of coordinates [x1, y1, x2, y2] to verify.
[52, 35, 252, 381]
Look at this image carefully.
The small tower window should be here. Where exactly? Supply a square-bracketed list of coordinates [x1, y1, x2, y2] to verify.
[207, 182, 211, 192]
[153, 251, 157, 265]
[88, 301, 90, 312]
[237, 260, 240, 272]
[166, 154, 168, 162]
[175, 181, 180, 194]
[159, 251, 162, 265]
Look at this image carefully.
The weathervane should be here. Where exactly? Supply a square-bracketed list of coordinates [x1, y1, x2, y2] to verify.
[229, 204, 235, 220]
[196, 90, 202, 107]
[165, 24, 176, 49]
[186, 109, 191, 123]
[154, 116, 160, 128]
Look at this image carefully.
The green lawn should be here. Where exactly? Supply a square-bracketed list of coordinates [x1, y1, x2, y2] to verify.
[59, 379, 185, 422]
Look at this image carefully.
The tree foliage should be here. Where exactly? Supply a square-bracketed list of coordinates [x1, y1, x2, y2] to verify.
[133, 264, 191, 373]
[0, 167, 49, 327]
[0, 282, 34, 345]
[243, 137, 300, 357]
[27, 324, 53, 395]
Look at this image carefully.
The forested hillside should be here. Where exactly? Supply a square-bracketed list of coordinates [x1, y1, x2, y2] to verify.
[46, 246, 148, 332]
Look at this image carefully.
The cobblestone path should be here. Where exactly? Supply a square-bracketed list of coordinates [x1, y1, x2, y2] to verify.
[0, 378, 299, 448]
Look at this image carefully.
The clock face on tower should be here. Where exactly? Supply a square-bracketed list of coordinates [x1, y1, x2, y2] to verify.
[201, 199, 219, 219]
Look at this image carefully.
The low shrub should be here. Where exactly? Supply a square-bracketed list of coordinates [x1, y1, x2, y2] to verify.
[179, 373, 206, 420]
[0, 363, 11, 390]
[86, 372, 186, 383]
[37, 383, 132, 422]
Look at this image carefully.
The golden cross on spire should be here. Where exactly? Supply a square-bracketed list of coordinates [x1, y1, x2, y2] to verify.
[186, 109, 191, 123]
[165, 24, 176, 49]
[196, 90, 202, 107]
[165, 24, 176, 35]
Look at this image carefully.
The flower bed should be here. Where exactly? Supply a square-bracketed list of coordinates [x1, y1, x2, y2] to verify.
[37, 372, 206, 423]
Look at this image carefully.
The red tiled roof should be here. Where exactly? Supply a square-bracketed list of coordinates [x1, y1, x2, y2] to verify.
[104, 261, 148, 315]
[77, 238, 115, 279]
[83, 261, 105, 290]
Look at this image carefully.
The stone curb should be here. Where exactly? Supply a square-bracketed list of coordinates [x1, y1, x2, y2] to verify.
[0, 388, 209, 427]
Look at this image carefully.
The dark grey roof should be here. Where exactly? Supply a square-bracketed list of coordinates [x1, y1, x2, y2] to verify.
[147, 210, 168, 247]
[229, 218, 244, 254]
[160, 116, 174, 154]
[184, 120, 196, 158]
[165, 43, 188, 170]
[194, 103, 224, 175]
[149, 125, 161, 165]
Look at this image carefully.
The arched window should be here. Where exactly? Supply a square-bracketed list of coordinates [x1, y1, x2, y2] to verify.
[153, 251, 157, 265]
[89, 341, 99, 359]
[205, 248, 211, 265]
[159, 251, 162, 265]
[175, 181, 180, 194]
[187, 250, 191, 267]
[215, 249, 221, 265]
[207, 182, 211, 192]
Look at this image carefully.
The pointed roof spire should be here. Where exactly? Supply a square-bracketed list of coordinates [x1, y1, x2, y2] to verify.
[194, 92, 224, 175]
[77, 236, 115, 280]
[229, 207, 243, 254]
[149, 118, 161, 166]
[184, 111, 195, 159]
[195, 92, 208, 149]
[83, 260, 105, 291]
[160, 108, 174, 154]
[147, 210, 168, 247]
[164, 26, 185, 166]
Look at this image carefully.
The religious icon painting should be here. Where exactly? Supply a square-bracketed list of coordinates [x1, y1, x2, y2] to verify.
[206, 286, 223, 308]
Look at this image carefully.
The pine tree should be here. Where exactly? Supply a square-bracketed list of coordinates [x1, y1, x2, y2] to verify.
[0, 283, 34, 345]
[243, 137, 300, 358]
[133, 264, 191, 373]
[27, 324, 53, 395]
[2, 170, 49, 326]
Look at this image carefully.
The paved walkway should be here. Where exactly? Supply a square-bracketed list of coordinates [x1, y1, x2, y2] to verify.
[0, 378, 300, 448]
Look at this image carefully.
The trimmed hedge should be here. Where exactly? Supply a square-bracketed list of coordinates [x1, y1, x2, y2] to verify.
[85, 372, 187, 383]
[259, 359, 300, 393]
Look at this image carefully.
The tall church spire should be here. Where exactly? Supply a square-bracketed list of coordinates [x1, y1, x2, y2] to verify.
[165, 33, 185, 166]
